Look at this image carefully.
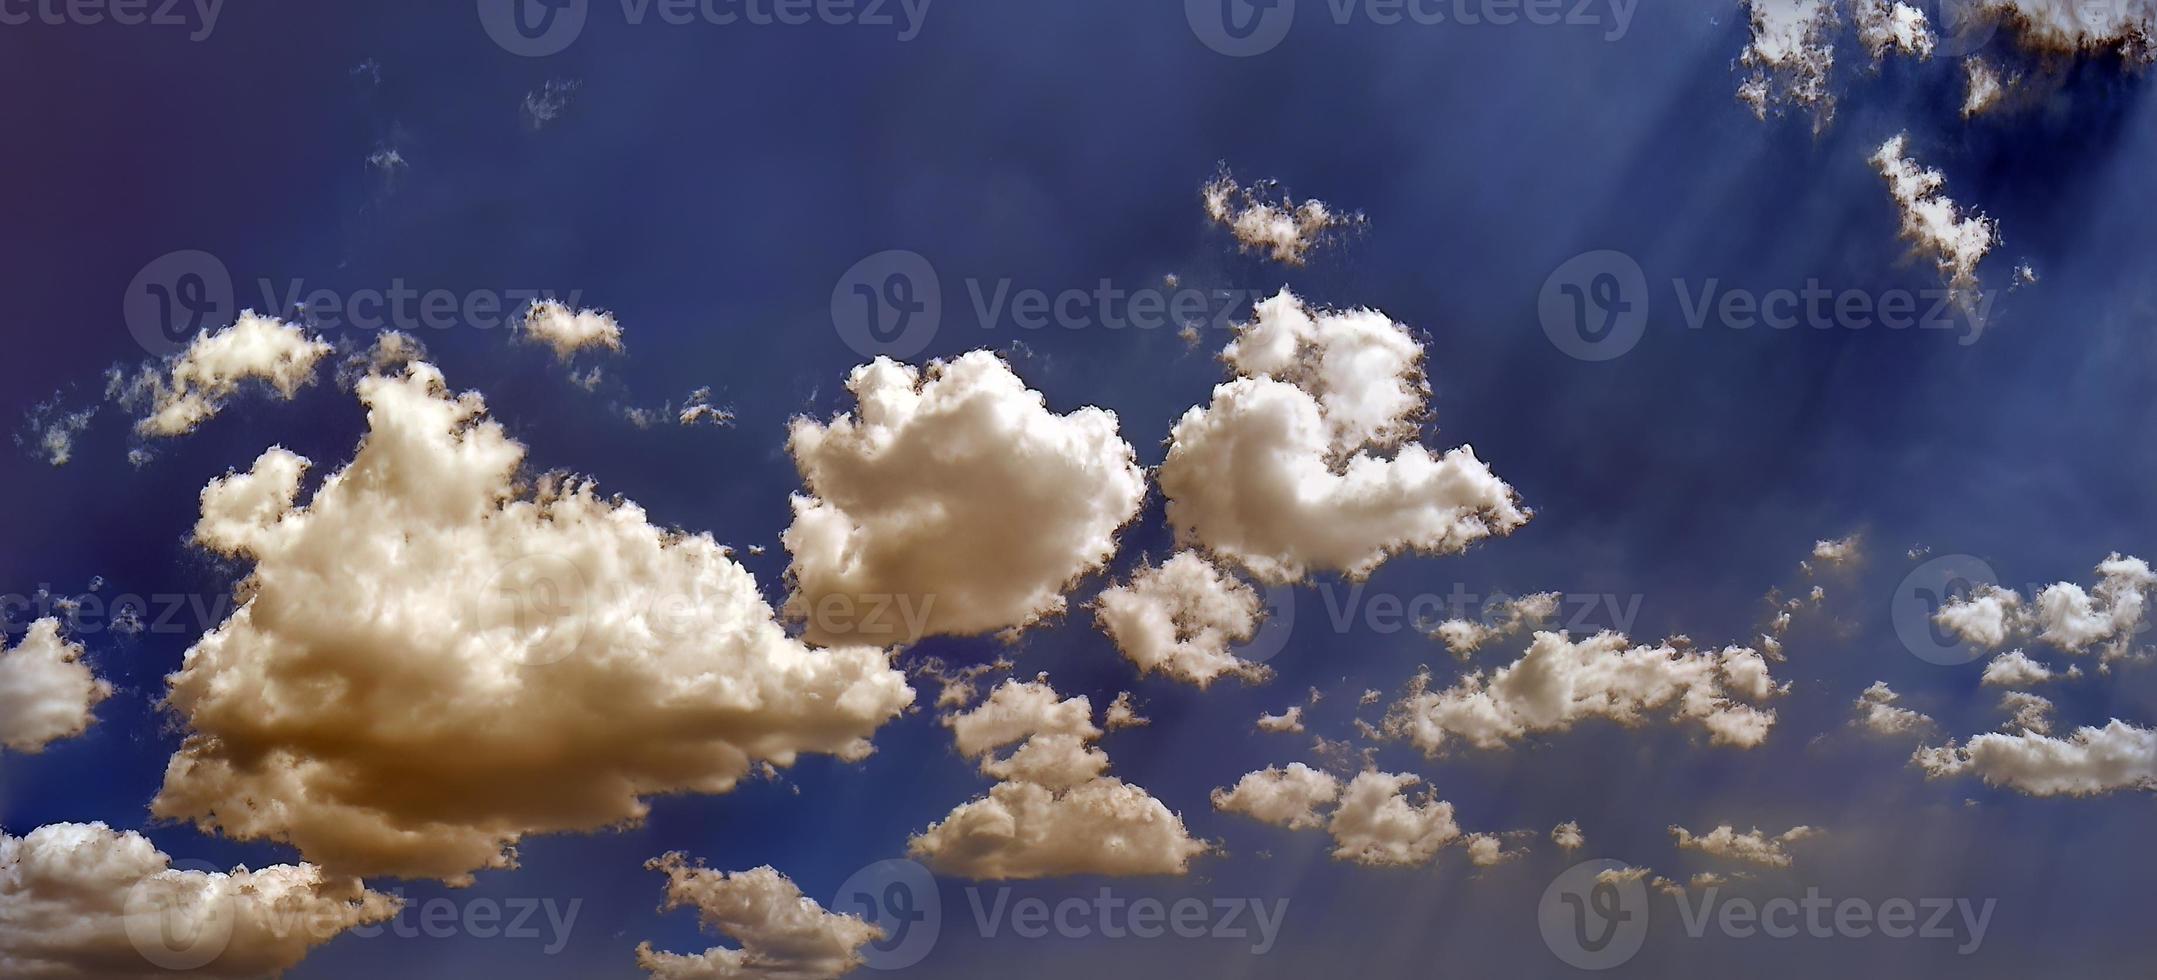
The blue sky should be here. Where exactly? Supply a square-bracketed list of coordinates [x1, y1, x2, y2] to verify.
[6, 1, 2157, 977]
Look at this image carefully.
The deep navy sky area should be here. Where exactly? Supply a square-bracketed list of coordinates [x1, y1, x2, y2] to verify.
[5, 1, 2157, 976]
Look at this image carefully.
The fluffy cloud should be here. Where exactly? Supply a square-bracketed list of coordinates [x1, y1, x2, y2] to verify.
[1870, 134, 1999, 295]
[152, 360, 914, 883]
[1963, 57, 2008, 116]
[1853, 0, 1935, 59]
[1934, 555, 2155, 662]
[1210, 763, 1342, 831]
[517, 299, 623, 360]
[0, 822, 397, 980]
[1093, 552, 1270, 687]
[1999, 691, 2055, 735]
[123, 313, 331, 437]
[1383, 631, 1783, 754]
[1916, 720, 2157, 796]
[1201, 171, 1357, 266]
[1159, 289, 1528, 584]
[1103, 691, 1150, 730]
[1669, 824, 1820, 869]
[1971, 0, 2156, 56]
[1810, 535, 1862, 567]
[1256, 706, 1305, 734]
[636, 855, 881, 980]
[1736, 0, 1840, 129]
[1552, 821, 1584, 852]
[0, 619, 110, 754]
[1980, 650, 2071, 687]
[1327, 772, 1462, 867]
[1852, 681, 1933, 737]
[785, 353, 1144, 645]
[1430, 592, 1560, 657]
[908, 679, 1207, 879]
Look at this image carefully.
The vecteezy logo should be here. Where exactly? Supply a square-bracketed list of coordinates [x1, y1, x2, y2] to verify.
[832, 250, 941, 361]
[124, 860, 237, 971]
[477, 554, 592, 667]
[1540, 250, 1648, 362]
[125, 250, 234, 356]
[478, 0, 589, 56]
[1539, 859, 1648, 970]
[1893, 553, 1999, 666]
[833, 859, 941, 970]
[1934, 0, 2001, 58]
[1186, 0, 1296, 56]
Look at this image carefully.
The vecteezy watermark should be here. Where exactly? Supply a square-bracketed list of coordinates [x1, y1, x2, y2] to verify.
[830, 249, 1262, 360]
[4, 588, 235, 638]
[1538, 250, 1996, 361]
[1315, 582, 1642, 637]
[0, 0, 221, 40]
[1187, 0, 1636, 57]
[1540, 860, 1997, 969]
[833, 859, 1287, 969]
[1890, 552, 2152, 666]
[1672, 888, 1995, 955]
[1935, 0, 2002, 58]
[345, 893, 582, 954]
[477, 0, 930, 56]
[123, 249, 584, 356]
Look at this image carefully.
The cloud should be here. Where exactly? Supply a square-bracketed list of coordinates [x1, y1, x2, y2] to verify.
[1980, 650, 2073, 687]
[1383, 631, 1783, 754]
[1159, 289, 1528, 583]
[19, 398, 96, 466]
[1211, 763, 1342, 831]
[1935, 554, 2155, 662]
[1552, 821, 1584, 852]
[152, 360, 913, 883]
[1972, 0, 2157, 56]
[785, 352, 1144, 645]
[908, 679, 1207, 879]
[1103, 692, 1150, 730]
[1999, 691, 2055, 735]
[0, 619, 110, 754]
[1852, 681, 1934, 737]
[1463, 834, 1519, 867]
[1201, 170, 1358, 266]
[1853, 0, 1936, 60]
[1963, 57, 2009, 116]
[1327, 772, 1462, 867]
[1735, 0, 1840, 130]
[1669, 824, 1820, 869]
[1430, 592, 1560, 658]
[635, 855, 882, 980]
[517, 299, 624, 360]
[1810, 535, 1862, 567]
[1093, 552, 1270, 686]
[1916, 720, 2157, 796]
[122, 313, 332, 437]
[1870, 134, 2000, 296]
[1256, 706, 1305, 734]
[0, 822, 397, 980]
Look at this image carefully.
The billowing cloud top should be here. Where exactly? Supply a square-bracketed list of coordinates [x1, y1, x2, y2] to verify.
[153, 360, 914, 883]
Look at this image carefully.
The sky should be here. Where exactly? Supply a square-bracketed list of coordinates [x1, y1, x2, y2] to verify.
[5, 0, 2157, 977]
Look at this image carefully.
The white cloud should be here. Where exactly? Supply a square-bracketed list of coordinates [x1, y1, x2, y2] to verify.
[152, 360, 914, 883]
[1093, 552, 1270, 687]
[1552, 821, 1584, 852]
[636, 855, 882, 980]
[1160, 289, 1528, 583]
[1963, 57, 2008, 116]
[0, 822, 397, 980]
[1327, 772, 1461, 867]
[1971, 0, 2157, 56]
[785, 352, 1144, 645]
[1463, 834, 1519, 867]
[1104, 691, 1150, 730]
[1980, 650, 2071, 687]
[1853, 0, 1936, 59]
[909, 679, 1207, 879]
[1810, 535, 1862, 567]
[1999, 691, 2055, 735]
[517, 299, 623, 360]
[1383, 631, 1782, 754]
[1201, 171, 1358, 266]
[1430, 592, 1560, 657]
[1736, 0, 1840, 129]
[1934, 555, 2155, 661]
[1669, 824, 1820, 869]
[0, 619, 110, 754]
[1256, 706, 1305, 734]
[123, 313, 332, 437]
[1916, 720, 2157, 796]
[1210, 763, 1342, 831]
[20, 399, 95, 466]
[1852, 681, 1934, 737]
[1870, 134, 1999, 295]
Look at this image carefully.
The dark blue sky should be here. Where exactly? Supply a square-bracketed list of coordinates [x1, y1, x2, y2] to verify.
[5, 1, 2157, 976]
